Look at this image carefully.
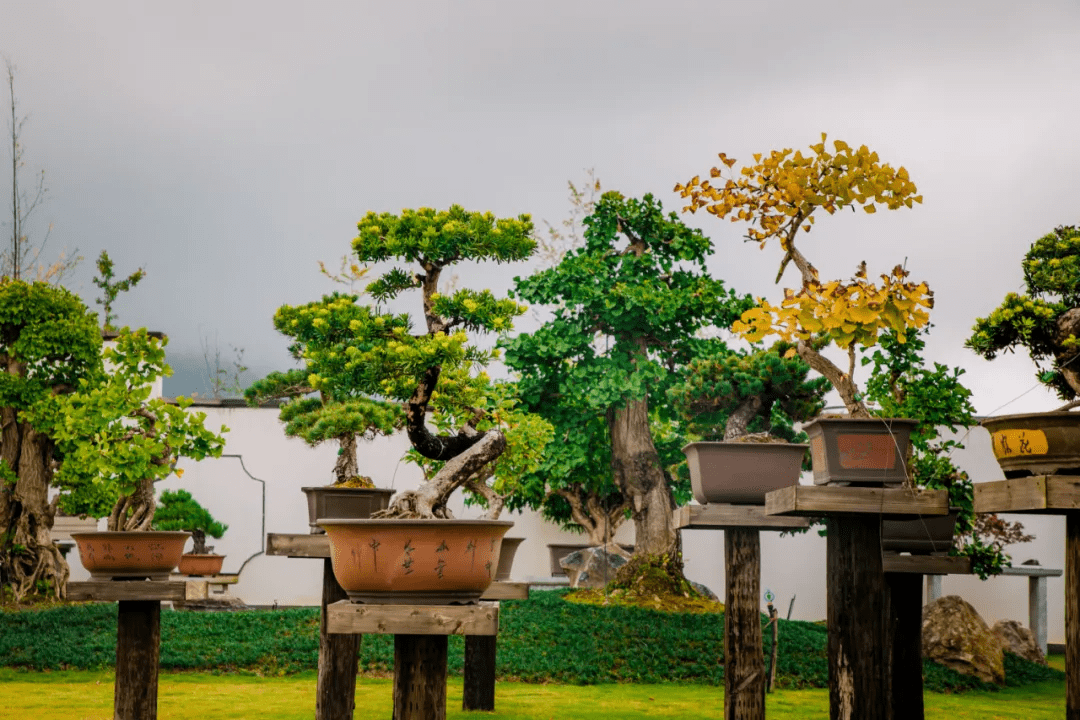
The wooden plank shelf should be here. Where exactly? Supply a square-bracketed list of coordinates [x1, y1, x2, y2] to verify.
[765, 484, 949, 518]
[675, 503, 810, 530]
[68, 580, 191, 602]
[326, 600, 498, 636]
[881, 554, 971, 575]
[266, 532, 330, 558]
[973, 475, 1080, 514]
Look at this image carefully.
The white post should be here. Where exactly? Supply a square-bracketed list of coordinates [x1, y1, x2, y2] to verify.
[925, 574, 942, 604]
[1029, 575, 1049, 657]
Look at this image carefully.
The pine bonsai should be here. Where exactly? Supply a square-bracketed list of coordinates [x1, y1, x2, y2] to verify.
[153, 489, 228, 554]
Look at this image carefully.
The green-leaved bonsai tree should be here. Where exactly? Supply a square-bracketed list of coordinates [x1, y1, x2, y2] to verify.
[153, 489, 228, 555]
[340, 205, 537, 518]
[28, 329, 228, 531]
[670, 342, 828, 442]
[245, 291, 406, 487]
[966, 224, 1080, 407]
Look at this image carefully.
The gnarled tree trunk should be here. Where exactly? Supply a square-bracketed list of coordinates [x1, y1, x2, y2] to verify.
[107, 477, 156, 532]
[333, 433, 360, 485]
[553, 486, 628, 546]
[608, 396, 677, 557]
[0, 411, 67, 601]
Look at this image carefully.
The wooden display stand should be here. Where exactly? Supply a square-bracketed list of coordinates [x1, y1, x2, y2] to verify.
[676, 503, 808, 720]
[974, 475, 1080, 719]
[765, 484, 949, 720]
[267, 533, 526, 718]
[67, 579, 211, 720]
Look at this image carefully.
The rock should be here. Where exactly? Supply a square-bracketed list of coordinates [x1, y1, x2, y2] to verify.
[922, 595, 1005, 685]
[560, 543, 632, 588]
[174, 596, 249, 612]
[992, 619, 1046, 666]
[689, 580, 719, 601]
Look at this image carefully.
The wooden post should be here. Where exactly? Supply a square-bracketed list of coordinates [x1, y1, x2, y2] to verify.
[886, 571, 924, 720]
[724, 527, 765, 720]
[114, 600, 161, 720]
[318, 559, 358, 720]
[462, 635, 497, 711]
[394, 634, 448, 720]
[766, 603, 779, 693]
[1068, 513, 1080, 720]
[827, 517, 888, 720]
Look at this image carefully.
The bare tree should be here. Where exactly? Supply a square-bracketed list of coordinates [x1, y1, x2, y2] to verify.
[3, 58, 78, 284]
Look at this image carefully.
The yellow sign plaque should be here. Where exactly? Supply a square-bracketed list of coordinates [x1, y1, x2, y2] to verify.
[991, 429, 1049, 458]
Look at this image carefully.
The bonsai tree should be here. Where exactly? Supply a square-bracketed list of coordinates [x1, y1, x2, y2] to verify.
[504, 191, 751, 578]
[153, 488, 227, 555]
[245, 291, 406, 487]
[966, 224, 1080, 407]
[676, 135, 932, 417]
[27, 328, 228, 531]
[342, 205, 536, 518]
[670, 342, 828, 441]
[863, 327, 1032, 577]
[0, 279, 103, 600]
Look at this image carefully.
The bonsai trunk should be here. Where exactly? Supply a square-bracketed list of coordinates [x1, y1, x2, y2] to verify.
[376, 430, 507, 519]
[608, 396, 677, 557]
[725, 397, 763, 440]
[1057, 308, 1080, 396]
[554, 487, 629, 546]
[333, 433, 359, 485]
[0, 415, 67, 601]
[107, 478, 157, 532]
[796, 341, 870, 418]
[190, 529, 209, 555]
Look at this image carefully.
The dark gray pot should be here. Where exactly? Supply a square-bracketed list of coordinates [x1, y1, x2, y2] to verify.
[881, 509, 958, 555]
[301, 487, 395, 533]
[804, 417, 918, 486]
[495, 537, 525, 581]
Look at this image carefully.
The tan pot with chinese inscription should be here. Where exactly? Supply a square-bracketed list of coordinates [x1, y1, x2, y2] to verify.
[318, 519, 513, 604]
[982, 412, 1080, 478]
[71, 531, 190, 581]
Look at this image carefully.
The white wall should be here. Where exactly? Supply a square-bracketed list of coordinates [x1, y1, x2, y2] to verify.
[63, 405, 1063, 643]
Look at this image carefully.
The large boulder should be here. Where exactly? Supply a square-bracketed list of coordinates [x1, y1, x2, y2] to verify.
[560, 543, 632, 588]
[992, 619, 1046, 666]
[922, 595, 1005, 685]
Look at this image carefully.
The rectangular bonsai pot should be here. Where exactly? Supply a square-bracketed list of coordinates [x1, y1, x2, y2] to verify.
[804, 417, 918, 486]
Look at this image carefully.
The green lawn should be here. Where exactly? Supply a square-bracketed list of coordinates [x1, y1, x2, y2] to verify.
[0, 669, 1066, 720]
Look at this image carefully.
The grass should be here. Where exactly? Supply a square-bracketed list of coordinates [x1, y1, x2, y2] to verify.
[0, 669, 1067, 719]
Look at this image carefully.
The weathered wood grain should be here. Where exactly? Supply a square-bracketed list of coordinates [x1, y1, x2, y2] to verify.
[462, 635, 497, 711]
[974, 475, 1080, 514]
[724, 527, 765, 720]
[675, 504, 810, 530]
[114, 600, 161, 720]
[326, 601, 499, 636]
[1068, 514, 1080, 720]
[478, 582, 528, 601]
[394, 634, 448, 720]
[827, 516, 889, 720]
[887, 572, 925, 720]
[765, 485, 948, 518]
[882, 554, 971, 575]
[66, 581, 187, 602]
[318, 558, 358, 720]
[266, 533, 331, 558]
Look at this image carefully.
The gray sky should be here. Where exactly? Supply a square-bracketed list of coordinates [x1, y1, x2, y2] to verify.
[2, 1, 1079, 415]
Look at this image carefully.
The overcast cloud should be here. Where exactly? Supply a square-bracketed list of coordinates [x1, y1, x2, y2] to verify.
[2, 1, 1079, 414]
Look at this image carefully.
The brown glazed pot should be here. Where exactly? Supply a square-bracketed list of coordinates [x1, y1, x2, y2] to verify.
[683, 441, 808, 505]
[71, 531, 190, 580]
[881, 509, 959, 555]
[804, 417, 918, 486]
[177, 553, 225, 576]
[981, 412, 1080, 478]
[319, 519, 514, 604]
[301, 487, 395, 533]
[495, 537, 525, 582]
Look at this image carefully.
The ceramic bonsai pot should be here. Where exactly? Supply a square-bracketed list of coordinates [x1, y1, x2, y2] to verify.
[319, 518, 514, 604]
[981, 412, 1080, 478]
[881, 509, 959, 555]
[495, 537, 525, 581]
[71, 531, 190, 580]
[683, 441, 808, 505]
[804, 417, 918, 486]
[301, 486, 395, 533]
[177, 553, 225, 576]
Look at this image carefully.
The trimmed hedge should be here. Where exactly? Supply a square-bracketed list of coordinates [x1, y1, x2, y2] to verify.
[0, 589, 1063, 691]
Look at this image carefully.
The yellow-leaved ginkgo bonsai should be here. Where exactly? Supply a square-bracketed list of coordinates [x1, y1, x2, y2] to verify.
[676, 135, 933, 485]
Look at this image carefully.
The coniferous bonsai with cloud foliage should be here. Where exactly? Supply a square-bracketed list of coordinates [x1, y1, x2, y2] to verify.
[153, 488, 227, 555]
